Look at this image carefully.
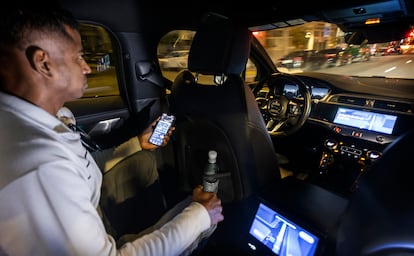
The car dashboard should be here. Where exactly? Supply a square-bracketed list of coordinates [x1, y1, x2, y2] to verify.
[302, 74, 414, 143]
[259, 72, 414, 196]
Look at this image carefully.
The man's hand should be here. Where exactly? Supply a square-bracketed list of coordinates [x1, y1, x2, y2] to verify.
[138, 116, 175, 150]
[192, 185, 224, 226]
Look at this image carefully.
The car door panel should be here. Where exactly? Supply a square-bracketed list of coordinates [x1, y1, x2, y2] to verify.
[64, 96, 130, 133]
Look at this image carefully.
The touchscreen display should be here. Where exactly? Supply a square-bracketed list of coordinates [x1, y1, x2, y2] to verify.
[333, 107, 397, 135]
[248, 203, 319, 256]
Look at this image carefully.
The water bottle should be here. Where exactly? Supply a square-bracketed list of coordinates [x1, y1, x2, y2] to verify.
[202, 150, 219, 193]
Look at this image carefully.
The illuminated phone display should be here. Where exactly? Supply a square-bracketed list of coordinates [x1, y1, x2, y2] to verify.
[149, 113, 175, 146]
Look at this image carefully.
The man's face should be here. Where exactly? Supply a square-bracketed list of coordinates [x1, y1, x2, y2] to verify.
[43, 25, 91, 104]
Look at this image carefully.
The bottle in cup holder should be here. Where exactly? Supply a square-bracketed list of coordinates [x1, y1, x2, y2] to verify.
[202, 150, 219, 193]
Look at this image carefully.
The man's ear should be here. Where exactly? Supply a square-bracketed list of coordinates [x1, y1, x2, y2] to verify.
[25, 45, 51, 76]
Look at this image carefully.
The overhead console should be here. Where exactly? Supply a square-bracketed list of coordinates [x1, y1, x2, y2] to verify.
[320, 0, 414, 42]
[322, 0, 407, 26]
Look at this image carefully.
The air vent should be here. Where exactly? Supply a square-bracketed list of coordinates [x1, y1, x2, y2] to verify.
[330, 95, 414, 113]
[373, 100, 412, 113]
[336, 96, 367, 106]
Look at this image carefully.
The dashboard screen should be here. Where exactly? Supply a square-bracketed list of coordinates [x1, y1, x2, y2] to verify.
[283, 84, 330, 99]
[333, 107, 397, 134]
[248, 202, 319, 256]
[283, 84, 298, 97]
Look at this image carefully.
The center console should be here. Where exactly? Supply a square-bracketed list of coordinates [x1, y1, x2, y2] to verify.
[316, 135, 385, 195]
[309, 104, 407, 195]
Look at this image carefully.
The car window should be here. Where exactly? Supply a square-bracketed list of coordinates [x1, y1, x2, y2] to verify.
[79, 23, 120, 97]
[245, 59, 258, 83]
[158, 30, 193, 81]
[158, 30, 258, 83]
[255, 21, 413, 79]
[159, 22, 413, 81]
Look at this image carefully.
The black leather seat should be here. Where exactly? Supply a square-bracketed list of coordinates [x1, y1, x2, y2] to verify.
[260, 130, 414, 255]
[336, 129, 414, 256]
[170, 13, 280, 203]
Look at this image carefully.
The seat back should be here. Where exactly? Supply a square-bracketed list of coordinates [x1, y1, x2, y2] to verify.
[336, 129, 414, 255]
[170, 13, 280, 203]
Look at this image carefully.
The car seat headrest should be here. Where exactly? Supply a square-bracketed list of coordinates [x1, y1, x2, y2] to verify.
[188, 12, 251, 76]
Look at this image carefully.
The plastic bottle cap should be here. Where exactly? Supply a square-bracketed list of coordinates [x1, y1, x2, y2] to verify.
[208, 150, 217, 163]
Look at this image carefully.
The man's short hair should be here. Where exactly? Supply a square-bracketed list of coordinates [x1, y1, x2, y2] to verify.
[0, 1, 78, 47]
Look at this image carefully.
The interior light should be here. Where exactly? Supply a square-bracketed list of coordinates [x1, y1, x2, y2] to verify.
[365, 18, 381, 24]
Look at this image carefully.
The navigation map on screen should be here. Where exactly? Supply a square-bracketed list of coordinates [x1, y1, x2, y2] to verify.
[248, 203, 319, 256]
[333, 107, 397, 134]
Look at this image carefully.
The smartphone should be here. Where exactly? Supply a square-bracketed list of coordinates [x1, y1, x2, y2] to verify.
[149, 113, 175, 146]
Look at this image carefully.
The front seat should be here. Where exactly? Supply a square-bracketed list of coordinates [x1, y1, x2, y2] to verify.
[170, 13, 280, 204]
[336, 129, 414, 255]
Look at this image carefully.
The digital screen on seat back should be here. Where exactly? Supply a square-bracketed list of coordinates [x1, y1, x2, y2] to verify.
[333, 107, 397, 135]
[248, 203, 319, 256]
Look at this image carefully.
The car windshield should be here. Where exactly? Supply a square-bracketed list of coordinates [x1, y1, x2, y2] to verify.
[256, 21, 413, 79]
[158, 21, 414, 81]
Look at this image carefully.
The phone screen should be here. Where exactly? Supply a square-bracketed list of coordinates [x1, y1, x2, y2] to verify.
[149, 113, 175, 146]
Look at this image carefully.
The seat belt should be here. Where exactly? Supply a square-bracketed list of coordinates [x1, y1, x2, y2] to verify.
[57, 107, 102, 153]
[135, 61, 168, 89]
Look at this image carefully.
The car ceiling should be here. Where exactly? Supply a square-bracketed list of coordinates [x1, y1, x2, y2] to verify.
[58, 0, 414, 43]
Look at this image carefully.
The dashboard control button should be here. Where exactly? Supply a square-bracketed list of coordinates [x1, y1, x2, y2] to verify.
[333, 126, 341, 133]
[324, 139, 337, 149]
[340, 145, 362, 157]
[367, 150, 382, 160]
[352, 131, 362, 137]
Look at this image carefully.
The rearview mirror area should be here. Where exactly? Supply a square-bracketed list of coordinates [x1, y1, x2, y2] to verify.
[344, 32, 367, 45]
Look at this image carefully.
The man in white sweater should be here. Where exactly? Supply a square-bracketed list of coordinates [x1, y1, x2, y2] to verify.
[0, 4, 224, 256]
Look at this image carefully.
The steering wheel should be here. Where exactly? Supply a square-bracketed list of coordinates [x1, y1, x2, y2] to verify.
[256, 73, 312, 137]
